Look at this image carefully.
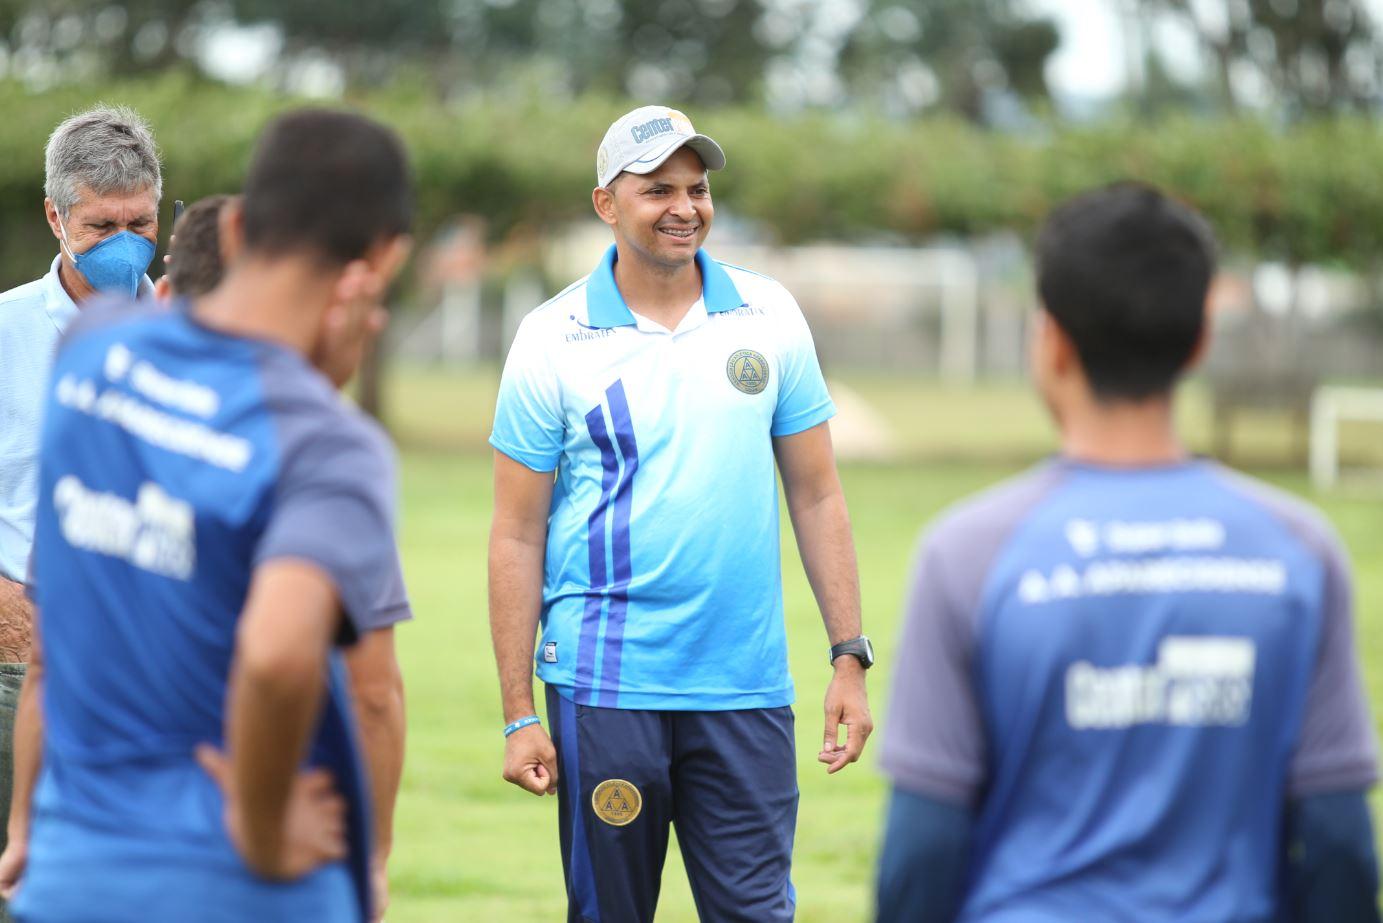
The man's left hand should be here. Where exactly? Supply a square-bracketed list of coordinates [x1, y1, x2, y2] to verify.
[819, 657, 872, 773]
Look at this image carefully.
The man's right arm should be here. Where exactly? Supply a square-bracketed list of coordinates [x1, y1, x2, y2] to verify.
[875, 787, 972, 923]
[1283, 790, 1379, 923]
[488, 449, 557, 796]
[197, 559, 347, 879]
[0, 578, 32, 664]
[0, 616, 42, 899]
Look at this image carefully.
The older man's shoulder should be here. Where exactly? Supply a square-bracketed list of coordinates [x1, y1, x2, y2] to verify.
[58, 293, 166, 348]
[0, 277, 47, 311]
[0, 277, 54, 342]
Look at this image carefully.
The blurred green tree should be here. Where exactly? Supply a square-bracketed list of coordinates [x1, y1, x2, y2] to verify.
[1144, 0, 1382, 116]
[837, 0, 1060, 121]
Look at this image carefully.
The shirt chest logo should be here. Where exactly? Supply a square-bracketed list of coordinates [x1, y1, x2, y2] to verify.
[727, 349, 769, 395]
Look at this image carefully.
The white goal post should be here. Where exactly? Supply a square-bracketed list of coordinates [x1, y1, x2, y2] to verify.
[1309, 386, 1383, 490]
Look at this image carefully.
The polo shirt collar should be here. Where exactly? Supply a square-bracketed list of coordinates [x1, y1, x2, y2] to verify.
[42, 255, 78, 332]
[40, 253, 156, 334]
[585, 244, 745, 329]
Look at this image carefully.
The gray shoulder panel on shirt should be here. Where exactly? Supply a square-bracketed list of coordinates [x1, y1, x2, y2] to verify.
[1206, 463, 1380, 795]
[253, 348, 412, 640]
[1205, 463, 1345, 564]
[878, 461, 1069, 804]
[922, 461, 1071, 623]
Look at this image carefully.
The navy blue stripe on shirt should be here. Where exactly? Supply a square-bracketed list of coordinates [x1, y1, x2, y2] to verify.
[597, 381, 639, 707]
[576, 405, 619, 703]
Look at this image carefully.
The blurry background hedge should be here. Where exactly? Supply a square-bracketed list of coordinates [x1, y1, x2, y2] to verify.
[4, 75, 1383, 290]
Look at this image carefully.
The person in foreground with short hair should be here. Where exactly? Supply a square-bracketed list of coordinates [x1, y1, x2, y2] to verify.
[0, 104, 162, 923]
[4, 188, 410, 920]
[154, 193, 234, 300]
[11, 108, 412, 923]
[874, 183, 1379, 923]
[490, 105, 873, 922]
[157, 189, 407, 919]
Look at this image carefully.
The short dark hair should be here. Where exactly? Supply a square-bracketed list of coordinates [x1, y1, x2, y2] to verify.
[241, 109, 412, 265]
[166, 194, 231, 297]
[1036, 182, 1216, 401]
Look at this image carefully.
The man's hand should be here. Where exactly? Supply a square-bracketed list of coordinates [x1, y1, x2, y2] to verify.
[197, 744, 348, 879]
[0, 833, 26, 900]
[819, 658, 873, 774]
[502, 724, 559, 795]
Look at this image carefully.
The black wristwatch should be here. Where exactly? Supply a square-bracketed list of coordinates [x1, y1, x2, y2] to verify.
[829, 635, 874, 669]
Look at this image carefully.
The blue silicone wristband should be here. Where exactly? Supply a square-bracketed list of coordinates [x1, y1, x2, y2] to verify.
[504, 715, 541, 738]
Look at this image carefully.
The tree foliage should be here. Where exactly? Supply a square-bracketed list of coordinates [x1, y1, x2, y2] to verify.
[1144, 0, 1383, 116]
[4, 77, 1383, 292]
[839, 0, 1060, 118]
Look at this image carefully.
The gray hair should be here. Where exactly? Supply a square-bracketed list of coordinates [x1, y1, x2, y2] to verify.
[44, 105, 162, 216]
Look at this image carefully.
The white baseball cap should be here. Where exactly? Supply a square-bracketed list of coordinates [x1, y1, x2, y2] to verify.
[595, 105, 726, 188]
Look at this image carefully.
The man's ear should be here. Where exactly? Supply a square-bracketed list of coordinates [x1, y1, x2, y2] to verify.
[44, 198, 65, 246]
[592, 185, 618, 227]
[1183, 301, 1212, 373]
[217, 197, 245, 267]
[1041, 310, 1080, 377]
[153, 276, 172, 301]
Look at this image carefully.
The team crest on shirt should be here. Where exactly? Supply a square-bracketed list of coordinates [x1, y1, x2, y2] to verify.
[592, 779, 642, 826]
[727, 349, 769, 395]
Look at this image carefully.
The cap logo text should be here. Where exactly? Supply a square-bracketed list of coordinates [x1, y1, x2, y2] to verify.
[630, 118, 676, 144]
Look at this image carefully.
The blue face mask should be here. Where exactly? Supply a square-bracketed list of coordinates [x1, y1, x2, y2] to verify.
[59, 220, 156, 297]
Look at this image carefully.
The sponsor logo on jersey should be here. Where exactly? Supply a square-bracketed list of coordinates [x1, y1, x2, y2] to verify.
[727, 349, 769, 395]
[53, 476, 196, 580]
[1066, 636, 1256, 729]
[592, 779, 642, 826]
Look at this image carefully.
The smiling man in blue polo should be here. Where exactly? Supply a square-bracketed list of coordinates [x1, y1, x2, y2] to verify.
[488, 105, 874, 922]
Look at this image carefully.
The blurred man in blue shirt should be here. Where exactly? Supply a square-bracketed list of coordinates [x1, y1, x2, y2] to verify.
[12, 108, 412, 923]
[875, 183, 1379, 923]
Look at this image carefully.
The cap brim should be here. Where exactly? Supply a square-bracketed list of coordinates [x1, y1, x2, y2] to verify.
[614, 134, 726, 182]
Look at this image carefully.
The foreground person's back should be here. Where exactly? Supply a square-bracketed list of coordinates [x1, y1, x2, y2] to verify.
[875, 183, 1379, 923]
[15, 108, 414, 923]
[22, 302, 382, 920]
[893, 455, 1372, 921]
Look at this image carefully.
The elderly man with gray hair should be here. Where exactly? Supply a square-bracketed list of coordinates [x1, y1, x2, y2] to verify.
[0, 104, 161, 916]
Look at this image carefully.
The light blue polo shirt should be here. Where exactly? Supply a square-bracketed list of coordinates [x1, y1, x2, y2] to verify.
[0, 256, 154, 582]
[490, 245, 836, 710]
[0, 257, 79, 582]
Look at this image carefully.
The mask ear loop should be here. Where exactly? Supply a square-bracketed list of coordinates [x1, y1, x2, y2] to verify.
[56, 213, 78, 264]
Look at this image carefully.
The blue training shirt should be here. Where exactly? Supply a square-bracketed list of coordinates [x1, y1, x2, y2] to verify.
[880, 457, 1379, 923]
[490, 246, 835, 710]
[17, 298, 410, 923]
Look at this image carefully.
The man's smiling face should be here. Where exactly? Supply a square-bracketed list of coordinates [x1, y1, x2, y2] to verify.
[605, 146, 713, 272]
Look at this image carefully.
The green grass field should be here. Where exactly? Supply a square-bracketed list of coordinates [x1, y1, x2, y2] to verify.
[379, 366, 1383, 922]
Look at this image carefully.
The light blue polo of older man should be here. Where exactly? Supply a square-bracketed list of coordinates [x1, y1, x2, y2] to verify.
[0, 104, 159, 921]
[0, 106, 161, 588]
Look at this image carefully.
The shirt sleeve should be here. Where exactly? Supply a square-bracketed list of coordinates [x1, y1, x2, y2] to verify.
[253, 419, 408, 642]
[1288, 532, 1379, 796]
[489, 316, 565, 471]
[770, 293, 835, 437]
[879, 531, 989, 806]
